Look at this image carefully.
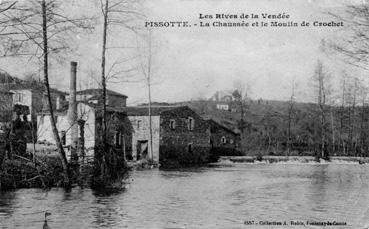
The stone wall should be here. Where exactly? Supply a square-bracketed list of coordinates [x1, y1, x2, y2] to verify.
[209, 124, 240, 150]
[159, 107, 211, 167]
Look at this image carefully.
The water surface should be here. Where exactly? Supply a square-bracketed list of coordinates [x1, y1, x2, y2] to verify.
[1, 163, 369, 228]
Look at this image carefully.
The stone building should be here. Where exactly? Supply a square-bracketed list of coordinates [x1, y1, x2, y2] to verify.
[123, 106, 211, 164]
[207, 119, 240, 150]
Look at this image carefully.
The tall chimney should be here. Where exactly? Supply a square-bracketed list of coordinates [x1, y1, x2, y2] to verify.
[68, 61, 78, 163]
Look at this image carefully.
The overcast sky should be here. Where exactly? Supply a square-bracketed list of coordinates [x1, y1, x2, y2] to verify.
[0, 0, 364, 105]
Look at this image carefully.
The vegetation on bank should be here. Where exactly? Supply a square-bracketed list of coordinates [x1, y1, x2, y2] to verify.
[0, 140, 130, 191]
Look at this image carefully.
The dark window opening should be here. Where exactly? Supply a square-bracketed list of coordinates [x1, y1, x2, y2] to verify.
[188, 117, 195, 131]
[61, 131, 66, 146]
[115, 131, 121, 147]
[188, 143, 193, 153]
[170, 119, 176, 130]
[137, 120, 142, 129]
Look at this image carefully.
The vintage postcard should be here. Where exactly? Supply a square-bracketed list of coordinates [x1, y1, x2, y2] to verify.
[0, 0, 368, 228]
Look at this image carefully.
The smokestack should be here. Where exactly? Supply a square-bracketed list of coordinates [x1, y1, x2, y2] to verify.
[68, 61, 78, 163]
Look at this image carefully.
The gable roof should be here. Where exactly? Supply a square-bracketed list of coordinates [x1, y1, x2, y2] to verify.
[8, 82, 68, 95]
[76, 88, 128, 98]
[122, 105, 190, 116]
[207, 119, 239, 136]
[0, 72, 67, 95]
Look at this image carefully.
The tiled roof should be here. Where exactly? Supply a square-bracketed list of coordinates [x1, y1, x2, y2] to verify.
[8, 82, 68, 95]
[207, 119, 239, 136]
[0, 72, 67, 95]
[121, 106, 188, 116]
[76, 88, 128, 98]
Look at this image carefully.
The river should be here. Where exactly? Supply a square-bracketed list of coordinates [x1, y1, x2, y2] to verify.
[1, 163, 369, 228]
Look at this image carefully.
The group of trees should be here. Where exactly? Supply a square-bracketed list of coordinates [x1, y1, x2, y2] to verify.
[235, 62, 369, 158]
[223, 2, 369, 159]
[0, 0, 147, 187]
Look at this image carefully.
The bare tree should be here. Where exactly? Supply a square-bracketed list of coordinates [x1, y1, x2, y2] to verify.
[0, 1, 16, 14]
[328, 3, 369, 70]
[0, 0, 91, 186]
[137, 29, 154, 161]
[312, 60, 332, 159]
[98, 0, 142, 150]
[338, 73, 347, 154]
[232, 80, 251, 154]
[286, 78, 296, 156]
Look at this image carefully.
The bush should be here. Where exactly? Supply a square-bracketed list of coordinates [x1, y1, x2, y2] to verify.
[90, 144, 130, 190]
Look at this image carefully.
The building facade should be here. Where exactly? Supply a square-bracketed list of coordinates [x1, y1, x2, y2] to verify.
[207, 119, 240, 150]
[37, 102, 127, 160]
[123, 106, 211, 165]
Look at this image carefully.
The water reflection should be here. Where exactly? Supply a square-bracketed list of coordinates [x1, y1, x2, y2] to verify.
[1, 164, 369, 228]
[0, 191, 16, 216]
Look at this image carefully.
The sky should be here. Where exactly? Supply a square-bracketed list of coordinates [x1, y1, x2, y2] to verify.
[0, 0, 365, 105]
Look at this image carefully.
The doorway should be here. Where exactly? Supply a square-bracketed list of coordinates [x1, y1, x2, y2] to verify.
[137, 140, 148, 160]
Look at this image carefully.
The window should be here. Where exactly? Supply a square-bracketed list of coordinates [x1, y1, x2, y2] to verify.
[61, 131, 66, 146]
[114, 131, 121, 147]
[14, 92, 24, 103]
[169, 119, 176, 130]
[56, 96, 61, 110]
[137, 120, 142, 129]
[221, 136, 227, 144]
[188, 117, 195, 131]
[188, 143, 193, 153]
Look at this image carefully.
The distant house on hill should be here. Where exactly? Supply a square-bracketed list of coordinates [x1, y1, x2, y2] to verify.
[216, 103, 230, 111]
[123, 106, 211, 165]
[76, 88, 127, 107]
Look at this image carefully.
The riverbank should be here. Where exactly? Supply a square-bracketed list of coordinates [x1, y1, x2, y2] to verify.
[216, 155, 369, 164]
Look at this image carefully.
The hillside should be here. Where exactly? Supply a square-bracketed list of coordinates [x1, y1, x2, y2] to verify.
[173, 99, 368, 157]
[174, 99, 318, 132]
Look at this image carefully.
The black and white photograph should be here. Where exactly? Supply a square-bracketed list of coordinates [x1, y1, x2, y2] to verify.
[0, 0, 368, 228]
